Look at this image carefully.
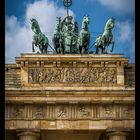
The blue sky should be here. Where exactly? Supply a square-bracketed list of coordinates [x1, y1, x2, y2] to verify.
[6, 0, 135, 63]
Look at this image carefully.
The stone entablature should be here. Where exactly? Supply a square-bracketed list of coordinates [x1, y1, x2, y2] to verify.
[5, 54, 135, 140]
[15, 54, 128, 88]
[124, 64, 135, 87]
[5, 89, 135, 130]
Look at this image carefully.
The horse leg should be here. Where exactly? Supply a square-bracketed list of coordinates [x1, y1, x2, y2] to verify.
[101, 46, 105, 54]
[55, 46, 58, 54]
[39, 46, 43, 54]
[77, 45, 80, 54]
[101, 47, 103, 54]
[60, 44, 63, 54]
[82, 46, 86, 54]
[95, 45, 99, 54]
[57, 45, 61, 54]
[43, 38, 48, 54]
[79, 46, 82, 54]
[62, 44, 65, 54]
[110, 41, 114, 52]
[32, 42, 35, 52]
[85, 46, 88, 54]
[44, 45, 48, 54]
[42, 46, 44, 54]
[59, 47, 62, 54]
[102, 45, 106, 54]
[81, 47, 84, 54]
[55, 45, 58, 54]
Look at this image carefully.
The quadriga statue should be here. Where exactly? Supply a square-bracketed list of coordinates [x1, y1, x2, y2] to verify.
[94, 17, 115, 54]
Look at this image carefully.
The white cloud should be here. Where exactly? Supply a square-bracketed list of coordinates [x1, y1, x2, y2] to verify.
[5, 16, 32, 63]
[25, 0, 73, 33]
[95, 0, 135, 14]
[116, 21, 133, 43]
[115, 20, 135, 63]
[5, 0, 74, 63]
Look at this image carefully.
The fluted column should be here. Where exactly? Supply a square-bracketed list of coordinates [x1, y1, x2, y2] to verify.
[17, 130, 40, 140]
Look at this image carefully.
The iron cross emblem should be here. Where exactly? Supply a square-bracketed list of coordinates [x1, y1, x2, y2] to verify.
[63, 0, 72, 8]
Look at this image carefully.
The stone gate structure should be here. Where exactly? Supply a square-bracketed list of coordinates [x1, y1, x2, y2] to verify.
[5, 54, 135, 140]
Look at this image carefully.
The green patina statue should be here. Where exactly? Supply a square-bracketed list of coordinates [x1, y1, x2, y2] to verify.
[52, 15, 79, 54]
[94, 17, 115, 54]
[30, 0, 115, 55]
[30, 18, 48, 54]
[77, 15, 90, 54]
[62, 16, 78, 53]
[52, 15, 90, 54]
[52, 17, 65, 54]
[52, 0, 90, 54]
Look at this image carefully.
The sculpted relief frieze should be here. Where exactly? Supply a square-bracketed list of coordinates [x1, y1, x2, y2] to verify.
[28, 67, 117, 84]
[5, 104, 135, 120]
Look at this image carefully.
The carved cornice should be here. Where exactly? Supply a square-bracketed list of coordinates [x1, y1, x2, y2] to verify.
[15, 54, 128, 67]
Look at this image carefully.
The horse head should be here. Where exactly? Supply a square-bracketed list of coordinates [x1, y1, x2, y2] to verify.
[105, 17, 115, 31]
[82, 15, 89, 31]
[109, 17, 115, 29]
[30, 18, 38, 27]
[30, 18, 40, 34]
[83, 15, 89, 24]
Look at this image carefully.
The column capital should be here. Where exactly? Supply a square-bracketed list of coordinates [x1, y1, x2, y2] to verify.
[106, 127, 131, 140]
[17, 131, 40, 137]
[106, 131, 128, 137]
[106, 127, 132, 133]
[16, 129, 40, 140]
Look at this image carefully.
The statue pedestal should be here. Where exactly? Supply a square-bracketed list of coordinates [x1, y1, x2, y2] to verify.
[16, 53, 128, 90]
